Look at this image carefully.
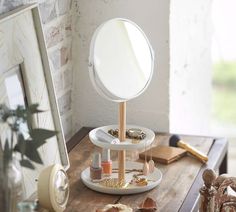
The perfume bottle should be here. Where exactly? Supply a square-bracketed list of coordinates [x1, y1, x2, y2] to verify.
[90, 152, 102, 180]
[101, 149, 112, 176]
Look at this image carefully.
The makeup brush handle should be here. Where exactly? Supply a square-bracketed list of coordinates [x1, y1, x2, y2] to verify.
[178, 141, 208, 163]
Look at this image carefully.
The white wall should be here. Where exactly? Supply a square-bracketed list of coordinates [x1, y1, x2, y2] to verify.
[72, 0, 170, 133]
[169, 0, 212, 135]
[72, 0, 212, 135]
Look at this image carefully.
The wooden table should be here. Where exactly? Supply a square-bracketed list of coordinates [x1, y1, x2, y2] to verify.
[65, 128, 228, 212]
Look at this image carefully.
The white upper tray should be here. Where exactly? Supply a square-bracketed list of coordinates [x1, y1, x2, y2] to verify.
[89, 125, 155, 150]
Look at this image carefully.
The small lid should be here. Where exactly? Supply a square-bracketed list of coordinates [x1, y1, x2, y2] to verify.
[102, 149, 110, 162]
[92, 152, 101, 168]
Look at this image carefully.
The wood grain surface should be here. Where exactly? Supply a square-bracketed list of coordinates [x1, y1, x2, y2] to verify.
[65, 133, 215, 212]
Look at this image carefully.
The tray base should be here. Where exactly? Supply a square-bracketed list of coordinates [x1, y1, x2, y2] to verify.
[81, 161, 162, 195]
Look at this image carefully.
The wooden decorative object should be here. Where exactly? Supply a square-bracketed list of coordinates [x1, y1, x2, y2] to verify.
[200, 169, 236, 212]
[118, 102, 126, 183]
[139, 146, 187, 164]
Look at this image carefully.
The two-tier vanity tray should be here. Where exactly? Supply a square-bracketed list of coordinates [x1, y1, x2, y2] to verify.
[81, 18, 162, 194]
[81, 125, 162, 194]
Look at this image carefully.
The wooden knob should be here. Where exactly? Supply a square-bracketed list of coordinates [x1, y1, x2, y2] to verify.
[202, 169, 216, 188]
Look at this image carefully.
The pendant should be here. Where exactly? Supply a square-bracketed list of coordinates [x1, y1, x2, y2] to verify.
[142, 162, 149, 176]
[148, 160, 155, 173]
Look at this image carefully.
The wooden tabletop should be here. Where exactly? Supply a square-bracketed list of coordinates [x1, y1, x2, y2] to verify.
[65, 130, 227, 212]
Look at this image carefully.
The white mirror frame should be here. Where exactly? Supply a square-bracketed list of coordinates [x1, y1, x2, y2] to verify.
[0, 4, 69, 198]
[89, 18, 155, 102]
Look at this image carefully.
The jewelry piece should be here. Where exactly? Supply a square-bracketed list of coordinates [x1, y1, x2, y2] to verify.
[127, 128, 146, 140]
[148, 160, 155, 174]
[108, 128, 146, 140]
[142, 137, 149, 176]
[98, 178, 128, 188]
[130, 175, 148, 186]
[112, 168, 143, 174]
[143, 162, 149, 176]
[148, 142, 155, 173]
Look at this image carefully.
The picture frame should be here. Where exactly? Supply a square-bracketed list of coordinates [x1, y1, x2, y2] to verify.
[0, 3, 69, 198]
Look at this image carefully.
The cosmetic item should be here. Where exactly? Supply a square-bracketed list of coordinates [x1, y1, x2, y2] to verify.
[101, 149, 112, 176]
[90, 152, 102, 180]
[169, 135, 208, 163]
[96, 129, 120, 144]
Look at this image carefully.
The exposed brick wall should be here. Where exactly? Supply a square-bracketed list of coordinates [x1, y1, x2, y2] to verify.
[0, 0, 73, 141]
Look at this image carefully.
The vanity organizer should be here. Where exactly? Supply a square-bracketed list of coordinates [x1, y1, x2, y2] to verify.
[81, 18, 162, 194]
[81, 125, 162, 194]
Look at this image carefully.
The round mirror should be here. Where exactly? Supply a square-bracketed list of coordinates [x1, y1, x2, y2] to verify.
[89, 18, 154, 102]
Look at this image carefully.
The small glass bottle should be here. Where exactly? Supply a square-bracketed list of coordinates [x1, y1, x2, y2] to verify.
[90, 152, 102, 180]
[101, 149, 112, 176]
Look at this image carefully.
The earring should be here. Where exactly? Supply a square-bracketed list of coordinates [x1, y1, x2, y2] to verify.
[148, 143, 155, 173]
[143, 139, 149, 176]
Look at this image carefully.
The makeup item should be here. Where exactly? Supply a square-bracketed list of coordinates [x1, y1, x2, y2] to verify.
[90, 152, 102, 180]
[139, 146, 187, 164]
[101, 149, 112, 176]
[169, 135, 208, 163]
[96, 129, 120, 144]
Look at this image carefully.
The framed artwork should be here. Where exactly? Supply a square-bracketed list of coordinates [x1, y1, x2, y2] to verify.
[0, 4, 69, 198]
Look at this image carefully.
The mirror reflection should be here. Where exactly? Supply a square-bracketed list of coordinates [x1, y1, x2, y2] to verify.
[89, 18, 154, 101]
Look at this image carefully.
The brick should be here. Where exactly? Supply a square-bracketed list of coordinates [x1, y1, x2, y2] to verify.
[0, 0, 23, 14]
[57, 0, 72, 16]
[63, 68, 72, 89]
[49, 48, 61, 71]
[52, 72, 63, 94]
[60, 46, 71, 66]
[57, 90, 71, 115]
[44, 25, 63, 48]
[39, 0, 57, 24]
[64, 15, 72, 37]
[61, 114, 72, 141]
[49, 45, 71, 71]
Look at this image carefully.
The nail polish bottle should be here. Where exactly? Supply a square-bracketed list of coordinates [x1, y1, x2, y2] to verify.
[90, 152, 102, 180]
[101, 149, 112, 176]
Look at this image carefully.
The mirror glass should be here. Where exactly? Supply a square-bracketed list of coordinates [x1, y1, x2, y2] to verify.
[89, 18, 154, 102]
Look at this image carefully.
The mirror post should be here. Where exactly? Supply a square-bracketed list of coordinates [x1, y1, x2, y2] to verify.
[118, 102, 126, 183]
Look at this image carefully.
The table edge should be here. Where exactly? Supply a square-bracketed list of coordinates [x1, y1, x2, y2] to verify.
[66, 128, 228, 212]
[178, 137, 228, 212]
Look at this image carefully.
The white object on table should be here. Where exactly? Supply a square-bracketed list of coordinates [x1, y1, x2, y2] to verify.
[81, 161, 162, 195]
[89, 125, 155, 151]
[95, 129, 120, 144]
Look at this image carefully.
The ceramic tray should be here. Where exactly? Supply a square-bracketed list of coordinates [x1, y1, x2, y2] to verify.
[89, 125, 155, 151]
[81, 161, 162, 195]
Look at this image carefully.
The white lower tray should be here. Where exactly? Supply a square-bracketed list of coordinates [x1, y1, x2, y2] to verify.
[89, 125, 155, 150]
[81, 161, 162, 195]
